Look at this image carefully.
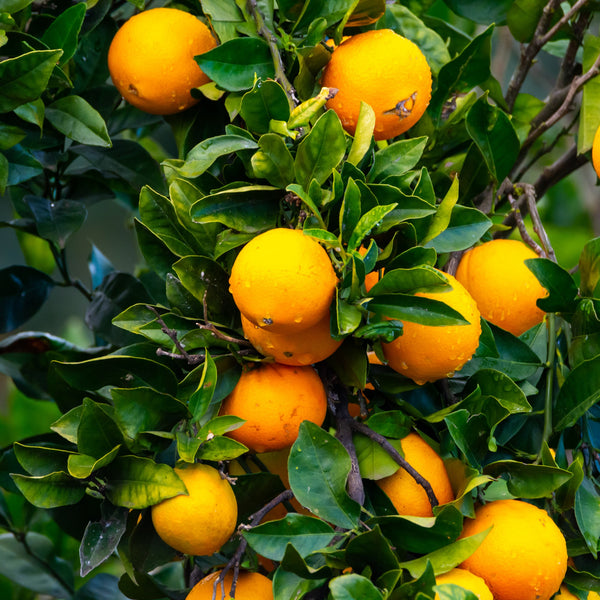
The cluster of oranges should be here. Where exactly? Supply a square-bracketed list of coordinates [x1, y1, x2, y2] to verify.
[107, 8, 569, 600]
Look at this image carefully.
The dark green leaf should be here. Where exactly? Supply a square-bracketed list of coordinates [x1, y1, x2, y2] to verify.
[525, 257, 579, 313]
[103, 456, 187, 509]
[289, 422, 361, 529]
[579, 237, 600, 298]
[26, 196, 87, 248]
[195, 37, 275, 92]
[188, 352, 217, 423]
[11, 471, 85, 508]
[329, 573, 384, 600]
[0, 265, 54, 333]
[0, 532, 73, 598]
[347, 204, 398, 251]
[243, 513, 336, 560]
[4, 145, 43, 186]
[46, 95, 111, 147]
[345, 526, 399, 579]
[441, 0, 511, 25]
[554, 357, 600, 430]
[369, 266, 449, 296]
[240, 79, 291, 134]
[251, 133, 296, 187]
[575, 477, 600, 558]
[77, 398, 123, 458]
[73, 573, 129, 600]
[190, 185, 281, 233]
[367, 137, 428, 183]
[79, 505, 128, 577]
[295, 109, 346, 189]
[0, 50, 63, 113]
[466, 368, 531, 414]
[506, 0, 546, 42]
[41, 3, 86, 65]
[13, 442, 71, 476]
[367, 294, 469, 325]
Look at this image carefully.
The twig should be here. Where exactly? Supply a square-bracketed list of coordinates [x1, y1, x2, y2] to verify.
[147, 305, 195, 362]
[349, 421, 439, 511]
[506, 186, 545, 257]
[246, 0, 299, 105]
[526, 190, 557, 262]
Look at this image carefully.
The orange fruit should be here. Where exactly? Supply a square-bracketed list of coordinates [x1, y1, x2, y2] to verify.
[434, 568, 493, 600]
[381, 271, 481, 384]
[219, 363, 327, 452]
[592, 124, 600, 178]
[108, 8, 216, 115]
[321, 29, 432, 140]
[455, 238, 548, 336]
[375, 432, 454, 517]
[229, 228, 338, 334]
[459, 499, 568, 600]
[186, 569, 273, 600]
[151, 463, 237, 556]
[555, 586, 600, 600]
[241, 311, 342, 366]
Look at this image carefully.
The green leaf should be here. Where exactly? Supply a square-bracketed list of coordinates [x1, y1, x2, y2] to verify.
[345, 525, 400, 578]
[354, 434, 405, 480]
[0, 532, 73, 598]
[347, 102, 375, 166]
[79, 505, 128, 577]
[466, 368, 531, 414]
[366, 294, 469, 325]
[45, 95, 111, 147]
[465, 96, 519, 183]
[554, 357, 600, 430]
[329, 573, 384, 600]
[579, 237, 600, 298]
[190, 185, 281, 233]
[288, 421, 361, 529]
[579, 35, 600, 154]
[367, 137, 428, 183]
[189, 352, 218, 423]
[178, 134, 258, 178]
[421, 176, 458, 245]
[68, 446, 121, 479]
[295, 109, 347, 189]
[25, 196, 87, 249]
[525, 257, 579, 314]
[483, 460, 572, 499]
[340, 178, 361, 244]
[195, 434, 248, 462]
[347, 204, 398, 251]
[1, 0, 33, 11]
[575, 477, 600, 558]
[251, 133, 296, 188]
[243, 513, 336, 560]
[240, 79, 291, 134]
[506, 0, 546, 42]
[13, 443, 71, 476]
[369, 266, 449, 296]
[4, 145, 43, 186]
[0, 265, 54, 333]
[11, 471, 85, 508]
[441, 0, 511, 25]
[0, 50, 63, 113]
[41, 2, 86, 65]
[195, 37, 275, 92]
[77, 398, 123, 458]
[103, 456, 187, 509]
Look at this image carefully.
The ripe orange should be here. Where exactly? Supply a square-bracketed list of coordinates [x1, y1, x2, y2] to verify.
[375, 432, 455, 517]
[321, 29, 432, 140]
[592, 124, 600, 178]
[555, 585, 600, 600]
[459, 499, 568, 600]
[241, 311, 342, 366]
[151, 463, 237, 556]
[434, 568, 493, 600]
[229, 228, 338, 334]
[219, 363, 327, 452]
[108, 8, 216, 115]
[455, 238, 548, 336]
[381, 271, 481, 384]
[186, 569, 273, 600]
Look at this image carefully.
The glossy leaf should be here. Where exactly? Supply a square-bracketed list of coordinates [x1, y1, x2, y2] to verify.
[13, 442, 71, 476]
[40, 2, 86, 65]
[347, 102, 376, 166]
[288, 421, 361, 529]
[0, 265, 54, 333]
[11, 471, 85, 508]
[579, 237, 600, 298]
[575, 477, 600, 558]
[421, 176, 459, 245]
[441, 0, 511, 25]
[579, 35, 600, 155]
[345, 525, 400, 578]
[369, 266, 449, 296]
[347, 204, 398, 251]
[26, 196, 88, 248]
[68, 446, 121, 479]
[354, 433, 405, 480]
[240, 79, 291, 134]
[554, 357, 600, 430]
[243, 514, 336, 560]
[103, 456, 187, 509]
[295, 109, 347, 189]
[251, 133, 296, 188]
[195, 37, 275, 91]
[506, 0, 546, 42]
[329, 573, 384, 600]
[367, 137, 428, 183]
[367, 293, 469, 325]
[0, 50, 63, 113]
[525, 257, 579, 314]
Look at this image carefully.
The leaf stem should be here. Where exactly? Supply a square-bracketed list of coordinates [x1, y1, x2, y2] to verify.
[542, 313, 557, 450]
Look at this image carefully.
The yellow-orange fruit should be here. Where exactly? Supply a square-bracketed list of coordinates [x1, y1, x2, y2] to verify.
[381, 271, 481, 384]
[592, 124, 600, 178]
[186, 570, 273, 600]
[108, 8, 216, 115]
[219, 363, 327, 452]
[151, 463, 237, 556]
[434, 568, 493, 600]
[455, 238, 548, 336]
[241, 312, 342, 366]
[229, 228, 338, 334]
[459, 499, 568, 600]
[555, 585, 600, 600]
[321, 29, 432, 140]
[375, 432, 455, 517]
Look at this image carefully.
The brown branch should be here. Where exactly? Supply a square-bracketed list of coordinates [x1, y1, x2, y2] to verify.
[532, 145, 589, 200]
[506, 187, 545, 256]
[349, 421, 439, 511]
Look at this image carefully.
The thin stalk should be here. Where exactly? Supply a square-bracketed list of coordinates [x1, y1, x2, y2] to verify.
[542, 313, 557, 449]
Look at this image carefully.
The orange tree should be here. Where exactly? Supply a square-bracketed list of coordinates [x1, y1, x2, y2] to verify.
[1, 1, 600, 599]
